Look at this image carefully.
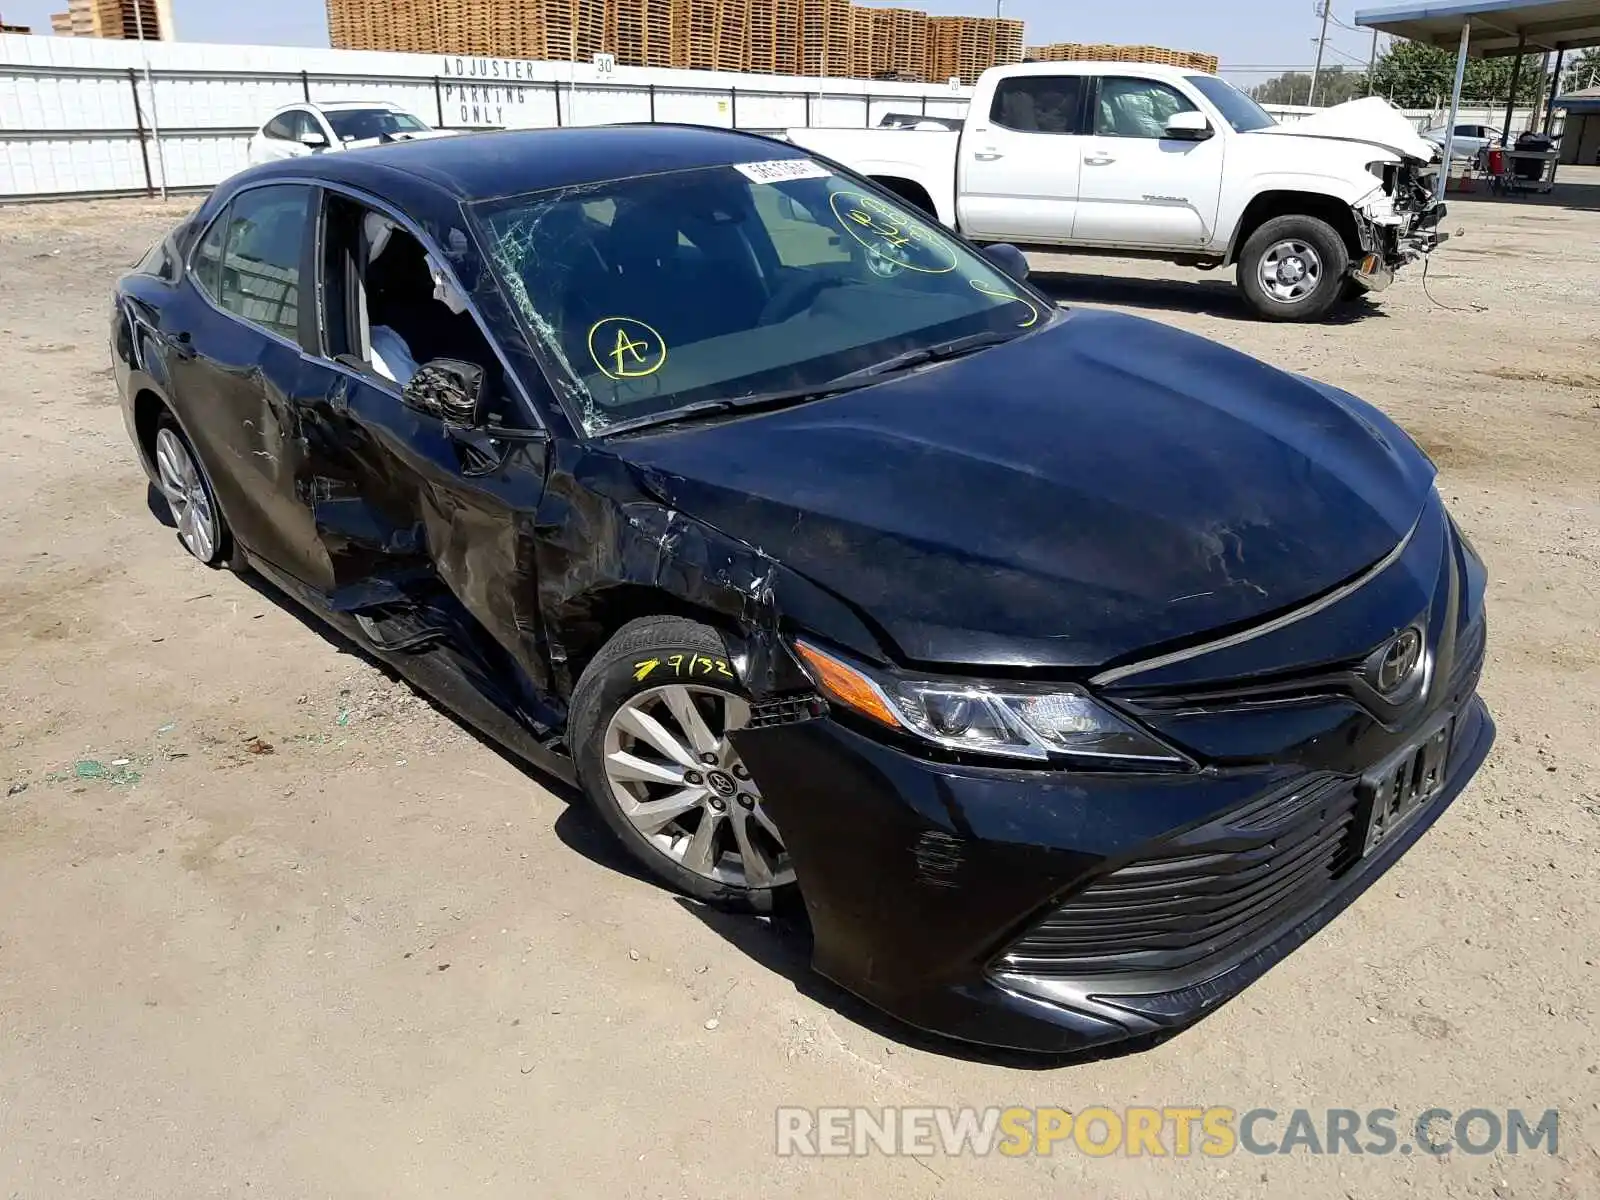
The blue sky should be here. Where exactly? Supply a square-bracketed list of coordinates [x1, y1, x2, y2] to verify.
[1, 0, 1386, 85]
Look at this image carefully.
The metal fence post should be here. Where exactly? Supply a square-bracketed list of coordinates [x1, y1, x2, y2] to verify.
[730, 86, 738, 128]
[648, 82, 657, 122]
[864, 93, 871, 127]
[434, 76, 445, 127]
[805, 93, 813, 126]
[554, 81, 564, 127]
[300, 69, 311, 102]
[127, 67, 154, 198]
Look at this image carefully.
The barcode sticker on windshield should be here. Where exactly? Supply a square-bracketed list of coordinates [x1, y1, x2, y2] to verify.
[734, 158, 832, 184]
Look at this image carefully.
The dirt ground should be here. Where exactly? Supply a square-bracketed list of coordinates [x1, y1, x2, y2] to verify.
[1, 172, 1597, 1200]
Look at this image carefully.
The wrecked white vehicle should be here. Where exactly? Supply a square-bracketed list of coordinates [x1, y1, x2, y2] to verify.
[788, 65, 1445, 321]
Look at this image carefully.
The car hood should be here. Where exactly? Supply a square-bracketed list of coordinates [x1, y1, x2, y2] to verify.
[613, 309, 1435, 671]
[1256, 97, 1440, 163]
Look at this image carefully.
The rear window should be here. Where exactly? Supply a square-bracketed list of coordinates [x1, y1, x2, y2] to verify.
[989, 76, 1085, 134]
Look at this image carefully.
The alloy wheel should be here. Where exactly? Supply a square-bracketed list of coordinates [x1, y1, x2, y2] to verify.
[601, 684, 794, 889]
[153, 427, 219, 562]
[1258, 239, 1324, 304]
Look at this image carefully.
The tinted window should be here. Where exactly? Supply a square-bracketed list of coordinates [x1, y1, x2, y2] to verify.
[990, 76, 1084, 133]
[1184, 74, 1276, 132]
[1094, 77, 1198, 138]
[477, 164, 1048, 435]
[215, 185, 310, 342]
[263, 112, 297, 140]
[325, 109, 428, 141]
[191, 211, 227, 299]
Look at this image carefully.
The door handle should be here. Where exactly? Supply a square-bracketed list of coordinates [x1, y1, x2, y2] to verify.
[1084, 154, 1116, 166]
[973, 149, 1004, 161]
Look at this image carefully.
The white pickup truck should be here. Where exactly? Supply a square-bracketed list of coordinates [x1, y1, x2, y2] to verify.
[787, 62, 1447, 322]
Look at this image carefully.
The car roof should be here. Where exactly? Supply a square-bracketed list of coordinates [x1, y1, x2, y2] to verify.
[242, 123, 811, 203]
[267, 100, 406, 116]
[999, 60, 1207, 81]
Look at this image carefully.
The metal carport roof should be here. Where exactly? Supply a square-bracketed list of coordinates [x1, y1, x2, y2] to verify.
[1355, 0, 1600, 55]
[1357, 0, 1600, 195]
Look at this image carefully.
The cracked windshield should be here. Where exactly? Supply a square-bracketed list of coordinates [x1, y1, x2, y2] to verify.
[475, 160, 1047, 433]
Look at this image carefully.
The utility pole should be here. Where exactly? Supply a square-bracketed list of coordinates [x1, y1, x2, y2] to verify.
[131, 0, 166, 200]
[1366, 28, 1379, 95]
[1309, 0, 1331, 106]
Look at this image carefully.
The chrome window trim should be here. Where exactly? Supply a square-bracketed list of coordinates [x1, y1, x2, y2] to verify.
[185, 174, 546, 433]
[1090, 507, 1426, 688]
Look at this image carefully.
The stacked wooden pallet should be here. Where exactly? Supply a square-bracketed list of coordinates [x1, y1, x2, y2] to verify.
[615, 0, 673, 67]
[878, 7, 928, 82]
[746, 0, 799, 74]
[797, 0, 849, 76]
[853, 6, 875, 80]
[671, 0, 717, 70]
[926, 15, 1022, 86]
[1025, 41, 1220, 73]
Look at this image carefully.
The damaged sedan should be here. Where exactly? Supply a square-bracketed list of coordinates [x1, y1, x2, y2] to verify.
[113, 126, 1492, 1053]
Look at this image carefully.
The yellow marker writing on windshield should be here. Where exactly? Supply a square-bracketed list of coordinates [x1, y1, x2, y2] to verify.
[588, 316, 668, 380]
[971, 278, 1041, 328]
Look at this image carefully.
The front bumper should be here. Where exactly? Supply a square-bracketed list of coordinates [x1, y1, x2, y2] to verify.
[736, 696, 1492, 1054]
[1351, 199, 1448, 291]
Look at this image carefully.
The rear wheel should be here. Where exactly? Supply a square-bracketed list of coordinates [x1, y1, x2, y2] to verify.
[569, 616, 797, 912]
[1237, 214, 1350, 323]
[152, 413, 232, 567]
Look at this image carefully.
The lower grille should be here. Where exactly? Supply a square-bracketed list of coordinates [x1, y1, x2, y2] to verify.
[998, 776, 1362, 978]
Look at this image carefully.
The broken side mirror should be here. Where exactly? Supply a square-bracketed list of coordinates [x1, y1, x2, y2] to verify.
[401, 358, 485, 426]
[981, 242, 1030, 283]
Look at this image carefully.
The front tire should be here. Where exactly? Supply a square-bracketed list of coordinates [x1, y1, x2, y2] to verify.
[1237, 214, 1350, 322]
[568, 616, 797, 913]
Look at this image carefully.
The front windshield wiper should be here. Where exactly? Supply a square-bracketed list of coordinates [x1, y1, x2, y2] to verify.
[594, 377, 874, 438]
[836, 328, 1026, 382]
[594, 328, 1032, 438]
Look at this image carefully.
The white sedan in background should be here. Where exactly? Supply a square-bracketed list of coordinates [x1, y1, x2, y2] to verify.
[247, 101, 457, 166]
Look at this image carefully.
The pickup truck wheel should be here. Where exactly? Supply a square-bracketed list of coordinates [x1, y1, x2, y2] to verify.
[1237, 215, 1350, 322]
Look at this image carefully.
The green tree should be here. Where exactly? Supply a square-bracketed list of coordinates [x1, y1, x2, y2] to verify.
[1369, 38, 1544, 107]
[1563, 48, 1600, 92]
[1251, 65, 1367, 106]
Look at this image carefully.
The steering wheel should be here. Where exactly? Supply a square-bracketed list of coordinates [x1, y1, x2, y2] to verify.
[758, 272, 852, 325]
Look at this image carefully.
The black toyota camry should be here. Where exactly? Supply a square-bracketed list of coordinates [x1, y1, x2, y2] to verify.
[112, 125, 1492, 1053]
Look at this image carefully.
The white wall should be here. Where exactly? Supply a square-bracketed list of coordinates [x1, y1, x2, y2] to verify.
[0, 33, 972, 199]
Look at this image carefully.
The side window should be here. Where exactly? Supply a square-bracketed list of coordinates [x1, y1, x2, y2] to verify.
[990, 76, 1085, 134]
[191, 208, 227, 300]
[216, 184, 310, 342]
[1094, 77, 1198, 139]
[263, 113, 296, 140]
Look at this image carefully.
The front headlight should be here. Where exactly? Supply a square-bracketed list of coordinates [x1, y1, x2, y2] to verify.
[794, 640, 1188, 768]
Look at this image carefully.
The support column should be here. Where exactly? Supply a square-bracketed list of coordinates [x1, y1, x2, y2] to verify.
[1437, 21, 1473, 202]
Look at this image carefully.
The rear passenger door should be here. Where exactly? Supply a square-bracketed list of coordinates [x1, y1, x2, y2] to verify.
[171, 182, 334, 586]
[957, 74, 1086, 244]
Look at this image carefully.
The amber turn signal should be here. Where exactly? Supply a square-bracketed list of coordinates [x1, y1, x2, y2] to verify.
[794, 640, 900, 728]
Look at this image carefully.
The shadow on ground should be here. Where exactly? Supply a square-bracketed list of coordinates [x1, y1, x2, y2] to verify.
[1030, 270, 1388, 325]
[151, 499, 1177, 1069]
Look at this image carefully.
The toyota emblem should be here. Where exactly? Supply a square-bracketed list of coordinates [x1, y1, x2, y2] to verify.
[1374, 627, 1424, 696]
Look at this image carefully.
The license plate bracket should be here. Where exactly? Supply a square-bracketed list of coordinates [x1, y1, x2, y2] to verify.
[1359, 715, 1455, 856]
